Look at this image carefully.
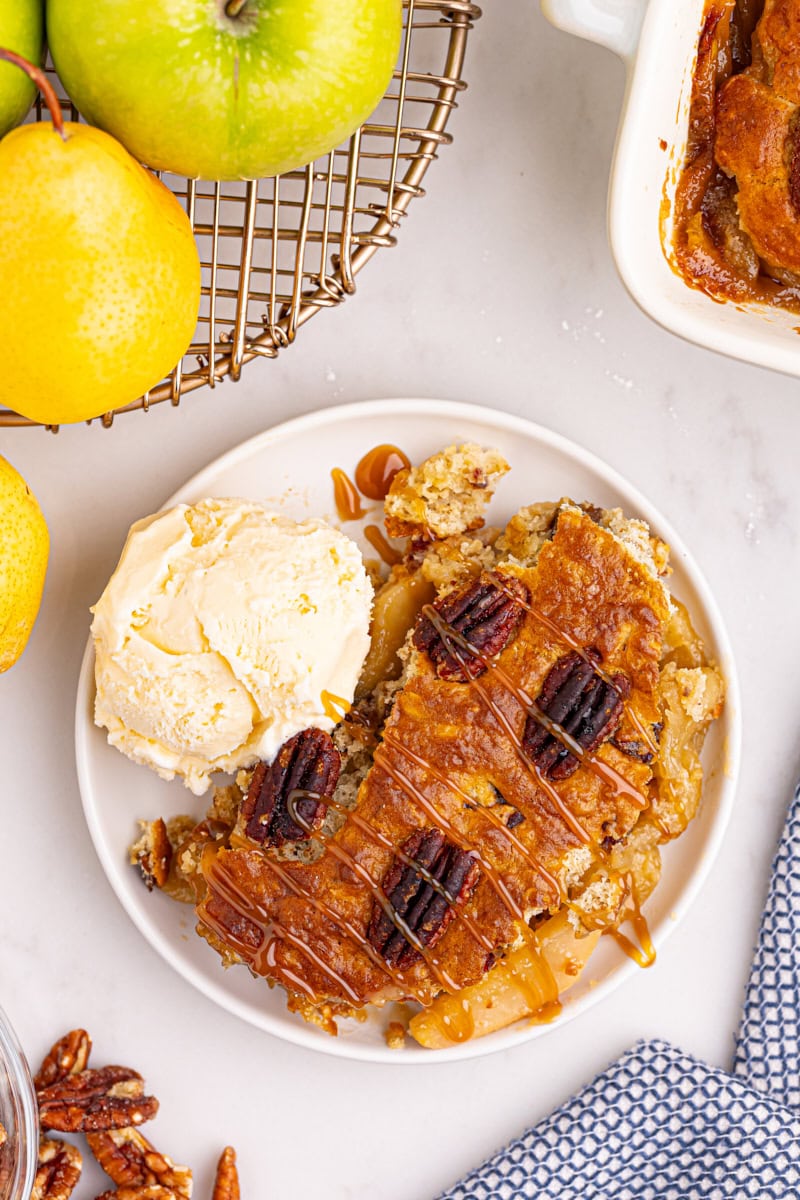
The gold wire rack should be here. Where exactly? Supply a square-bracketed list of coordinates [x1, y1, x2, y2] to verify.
[1, 0, 481, 430]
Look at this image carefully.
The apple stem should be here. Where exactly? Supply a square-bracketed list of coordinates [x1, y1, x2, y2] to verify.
[225, 0, 249, 16]
[0, 48, 67, 141]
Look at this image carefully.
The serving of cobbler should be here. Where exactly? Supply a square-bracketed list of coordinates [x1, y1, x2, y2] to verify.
[130, 444, 724, 1049]
[674, 0, 800, 310]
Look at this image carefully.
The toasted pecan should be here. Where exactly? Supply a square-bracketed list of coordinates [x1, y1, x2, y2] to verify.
[38, 1066, 158, 1134]
[87, 1128, 191, 1197]
[31, 1137, 82, 1200]
[241, 728, 340, 847]
[413, 574, 528, 681]
[368, 828, 480, 969]
[34, 1030, 92, 1091]
[211, 1147, 240, 1200]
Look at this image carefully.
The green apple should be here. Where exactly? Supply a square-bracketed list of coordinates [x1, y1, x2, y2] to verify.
[47, 0, 402, 181]
[0, 1, 44, 139]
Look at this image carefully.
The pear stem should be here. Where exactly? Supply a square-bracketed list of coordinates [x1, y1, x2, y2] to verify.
[0, 48, 67, 141]
[225, 0, 248, 16]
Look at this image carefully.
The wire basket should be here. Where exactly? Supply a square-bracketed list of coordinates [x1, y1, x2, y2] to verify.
[1, 0, 481, 430]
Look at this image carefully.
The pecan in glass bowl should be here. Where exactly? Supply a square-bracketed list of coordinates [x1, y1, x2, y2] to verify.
[0, 1005, 37, 1200]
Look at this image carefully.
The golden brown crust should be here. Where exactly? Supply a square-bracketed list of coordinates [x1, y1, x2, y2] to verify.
[753, 0, 800, 101]
[196, 508, 669, 1011]
[715, 74, 800, 274]
[674, 0, 800, 299]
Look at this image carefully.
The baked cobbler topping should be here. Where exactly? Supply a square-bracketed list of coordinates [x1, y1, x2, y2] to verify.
[129, 444, 724, 1047]
[673, 0, 800, 308]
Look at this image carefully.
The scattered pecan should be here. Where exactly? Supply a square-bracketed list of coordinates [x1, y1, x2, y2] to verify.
[240, 728, 340, 847]
[87, 1129, 191, 1197]
[0, 1122, 10, 1193]
[368, 828, 480, 969]
[38, 1066, 158, 1134]
[95, 1188, 180, 1199]
[131, 819, 173, 891]
[32, 1137, 82, 1200]
[413, 574, 529, 682]
[35, 1030, 92, 1091]
[211, 1147, 240, 1200]
[523, 650, 630, 781]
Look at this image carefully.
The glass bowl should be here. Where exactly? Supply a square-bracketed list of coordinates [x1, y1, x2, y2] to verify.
[0, 1005, 37, 1200]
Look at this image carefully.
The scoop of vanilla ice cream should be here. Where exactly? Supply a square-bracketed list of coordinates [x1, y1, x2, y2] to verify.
[91, 498, 373, 795]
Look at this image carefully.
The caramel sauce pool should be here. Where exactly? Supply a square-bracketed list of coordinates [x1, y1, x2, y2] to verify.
[330, 468, 365, 522]
[355, 444, 410, 500]
[364, 524, 402, 566]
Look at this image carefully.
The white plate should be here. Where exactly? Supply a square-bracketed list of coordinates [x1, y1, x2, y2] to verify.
[75, 398, 741, 1063]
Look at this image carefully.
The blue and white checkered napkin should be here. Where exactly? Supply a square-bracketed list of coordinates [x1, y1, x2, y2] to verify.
[438, 785, 800, 1199]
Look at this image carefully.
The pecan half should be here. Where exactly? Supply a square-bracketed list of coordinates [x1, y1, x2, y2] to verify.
[38, 1066, 158, 1133]
[240, 728, 340, 847]
[131, 819, 173, 891]
[413, 574, 529, 682]
[0, 1123, 8, 1194]
[368, 828, 480, 969]
[32, 1137, 82, 1200]
[34, 1030, 92, 1091]
[212, 1147, 240, 1200]
[87, 1129, 191, 1198]
[523, 650, 630, 781]
[96, 1188, 180, 1199]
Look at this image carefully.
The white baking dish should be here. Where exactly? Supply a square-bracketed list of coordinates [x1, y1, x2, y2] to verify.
[542, 0, 800, 377]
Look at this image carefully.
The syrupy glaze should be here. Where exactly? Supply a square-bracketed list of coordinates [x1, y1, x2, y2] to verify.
[421, 604, 649, 816]
[489, 570, 660, 758]
[605, 886, 657, 969]
[320, 690, 351, 724]
[203, 814, 463, 1002]
[330, 468, 365, 522]
[382, 730, 563, 902]
[364, 523, 403, 566]
[314, 791, 495, 955]
[355, 444, 410, 500]
[200, 566, 657, 1044]
[376, 735, 528, 922]
[670, 0, 800, 314]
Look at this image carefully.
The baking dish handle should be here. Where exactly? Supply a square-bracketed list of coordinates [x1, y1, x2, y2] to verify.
[540, 0, 646, 61]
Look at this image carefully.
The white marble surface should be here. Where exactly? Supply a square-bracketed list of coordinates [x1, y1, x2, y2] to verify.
[2, 4, 799, 1197]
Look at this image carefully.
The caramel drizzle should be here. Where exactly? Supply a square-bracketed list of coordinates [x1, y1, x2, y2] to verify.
[375, 741, 526, 921]
[488, 570, 660, 757]
[419, 604, 657, 984]
[200, 852, 362, 1004]
[204, 837, 458, 1002]
[355, 444, 410, 500]
[364, 523, 403, 566]
[320, 690, 351, 724]
[330, 468, 366, 522]
[204, 775, 472, 1000]
[421, 606, 592, 844]
[381, 729, 562, 904]
[422, 604, 648, 821]
[285, 790, 494, 956]
[202, 562, 658, 1024]
[605, 883, 656, 969]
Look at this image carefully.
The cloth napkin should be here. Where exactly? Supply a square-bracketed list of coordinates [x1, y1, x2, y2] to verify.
[438, 785, 800, 1199]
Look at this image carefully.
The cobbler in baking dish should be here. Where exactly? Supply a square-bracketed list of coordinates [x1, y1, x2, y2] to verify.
[674, 0, 800, 309]
[131, 445, 724, 1048]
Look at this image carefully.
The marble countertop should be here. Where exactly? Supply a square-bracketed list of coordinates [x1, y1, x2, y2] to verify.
[2, 4, 797, 1197]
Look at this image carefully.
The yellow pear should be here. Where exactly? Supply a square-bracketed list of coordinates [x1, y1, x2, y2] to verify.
[0, 53, 201, 425]
[0, 454, 49, 673]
